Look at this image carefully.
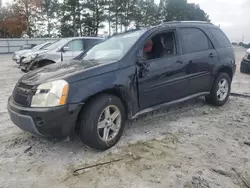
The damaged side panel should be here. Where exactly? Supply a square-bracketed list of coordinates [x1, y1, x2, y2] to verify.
[67, 65, 139, 119]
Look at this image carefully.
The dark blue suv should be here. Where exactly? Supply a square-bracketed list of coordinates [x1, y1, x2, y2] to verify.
[8, 21, 236, 150]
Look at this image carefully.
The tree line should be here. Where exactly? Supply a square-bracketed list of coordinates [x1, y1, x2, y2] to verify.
[0, 0, 210, 38]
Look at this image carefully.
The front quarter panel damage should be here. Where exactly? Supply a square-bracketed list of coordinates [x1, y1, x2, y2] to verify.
[67, 65, 139, 118]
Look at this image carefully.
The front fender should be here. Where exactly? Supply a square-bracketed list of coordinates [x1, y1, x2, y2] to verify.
[67, 65, 139, 117]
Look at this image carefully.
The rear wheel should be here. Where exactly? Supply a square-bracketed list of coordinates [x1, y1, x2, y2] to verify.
[78, 94, 125, 150]
[205, 72, 231, 106]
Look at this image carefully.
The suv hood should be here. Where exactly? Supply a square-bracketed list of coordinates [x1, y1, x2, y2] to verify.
[20, 59, 118, 86]
[22, 49, 48, 58]
[15, 49, 33, 56]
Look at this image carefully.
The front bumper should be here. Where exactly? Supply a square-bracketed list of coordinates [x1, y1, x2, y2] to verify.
[8, 97, 83, 138]
[12, 57, 20, 64]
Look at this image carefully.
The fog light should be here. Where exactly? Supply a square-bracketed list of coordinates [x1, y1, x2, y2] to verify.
[35, 118, 44, 127]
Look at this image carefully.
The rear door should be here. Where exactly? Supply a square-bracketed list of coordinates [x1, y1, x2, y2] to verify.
[180, 27, 219, 95]
[62, 39, 84, 61]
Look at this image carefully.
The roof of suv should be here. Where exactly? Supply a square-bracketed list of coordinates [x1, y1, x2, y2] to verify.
[121, 21, 218, 36]
[64, 36, 104, 40]
[157, 21, 216, 29]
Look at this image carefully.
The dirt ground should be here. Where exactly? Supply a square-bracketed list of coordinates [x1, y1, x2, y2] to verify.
[0, 47, 250, 188]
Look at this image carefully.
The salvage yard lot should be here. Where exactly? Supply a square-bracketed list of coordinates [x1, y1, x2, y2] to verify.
[0, 47, 250, 188]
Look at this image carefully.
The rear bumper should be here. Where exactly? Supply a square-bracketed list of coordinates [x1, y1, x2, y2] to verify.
[8, 96, 83, 138]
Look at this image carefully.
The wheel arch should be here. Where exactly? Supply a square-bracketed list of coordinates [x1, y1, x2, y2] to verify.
[74, 86, 134, 133]
[36, 59, 56, 66]
[217, 66, 233, 81]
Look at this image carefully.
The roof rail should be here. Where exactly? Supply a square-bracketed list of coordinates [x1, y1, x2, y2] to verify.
[161, 21, 213, 25]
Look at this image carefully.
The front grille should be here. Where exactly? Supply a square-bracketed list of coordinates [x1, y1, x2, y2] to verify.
[13, 82, 35, 107]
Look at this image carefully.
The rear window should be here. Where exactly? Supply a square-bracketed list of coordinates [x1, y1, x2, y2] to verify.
[209, 28, 231, 48]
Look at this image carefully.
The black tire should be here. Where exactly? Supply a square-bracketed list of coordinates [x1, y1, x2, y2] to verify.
[205, 72, 231, 106]
[78, 94, 126, 151]
[240, 62, 249, 73]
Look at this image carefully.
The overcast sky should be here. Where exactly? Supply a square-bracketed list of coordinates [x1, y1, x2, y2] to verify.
[3, 0, 250, 43]
[158, 0, 250, 43]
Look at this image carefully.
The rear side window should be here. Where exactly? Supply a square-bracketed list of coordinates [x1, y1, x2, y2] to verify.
[209, 28, 231, 48]
[180, 28, 210, 54]
[85, 39, 102, 50]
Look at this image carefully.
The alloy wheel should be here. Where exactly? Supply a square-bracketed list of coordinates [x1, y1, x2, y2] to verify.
[97, 105, 122, 142]
[217, 78, 229, 101]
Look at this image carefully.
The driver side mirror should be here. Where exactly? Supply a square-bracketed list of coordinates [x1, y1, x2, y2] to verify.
[62, 46, 69, 52]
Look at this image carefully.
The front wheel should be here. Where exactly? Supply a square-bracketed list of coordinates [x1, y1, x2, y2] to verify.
[79, 94, 126, 150]
[206, 72, 231, 106]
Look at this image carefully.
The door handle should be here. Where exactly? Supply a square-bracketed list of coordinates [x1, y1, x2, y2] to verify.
[176, 60, 183, 64]
[209, 53, 216, 58]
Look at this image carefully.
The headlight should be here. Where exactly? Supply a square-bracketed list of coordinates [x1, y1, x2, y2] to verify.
[22, 54, 37, 63]
[13, 53, 19, 59]
[31, 80, 69, 107]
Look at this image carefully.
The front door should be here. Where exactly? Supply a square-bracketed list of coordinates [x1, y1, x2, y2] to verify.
[180, 27, 219, 95]
[138, 30, 189, 110]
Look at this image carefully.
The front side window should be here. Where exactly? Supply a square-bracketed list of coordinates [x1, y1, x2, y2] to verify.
[142, 31, 176, 61]
[66, 39, 84, 51]
[81, 30, 146, 61]
[181, 28, 210, 54]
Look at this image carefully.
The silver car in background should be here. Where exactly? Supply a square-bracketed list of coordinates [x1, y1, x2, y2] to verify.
[19, 37, 103, 72]
[12, 42, 53, 64]
[240, 48, 250, 73]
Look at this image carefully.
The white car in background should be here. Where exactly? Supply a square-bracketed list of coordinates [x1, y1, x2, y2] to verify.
[19, 37, 104, 72]
[240, 48, 250, 73]
[12, 42, 53, 64]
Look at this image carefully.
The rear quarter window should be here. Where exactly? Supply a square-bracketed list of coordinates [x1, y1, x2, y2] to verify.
[209, 28, 232, 48]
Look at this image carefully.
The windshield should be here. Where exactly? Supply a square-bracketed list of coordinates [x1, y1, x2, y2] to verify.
[81, 30, 146, 61]
[21, 44, 34, 50]
[40, 42, 53, 49]
[32, 42, 50, 50]
[44, 39, 68, 50]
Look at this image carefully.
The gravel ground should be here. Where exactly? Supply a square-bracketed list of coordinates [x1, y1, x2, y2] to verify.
[0, 47, 250, 188]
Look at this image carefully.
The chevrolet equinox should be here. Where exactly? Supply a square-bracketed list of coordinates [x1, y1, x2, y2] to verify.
[8, 21, 236, 150]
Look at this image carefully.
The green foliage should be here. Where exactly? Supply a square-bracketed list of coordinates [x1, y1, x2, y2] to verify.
[40, 0, 58, 37]
[164, 0, 210, 22]
[239, 42, 250, 49]
[0, 0, 211, 38]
